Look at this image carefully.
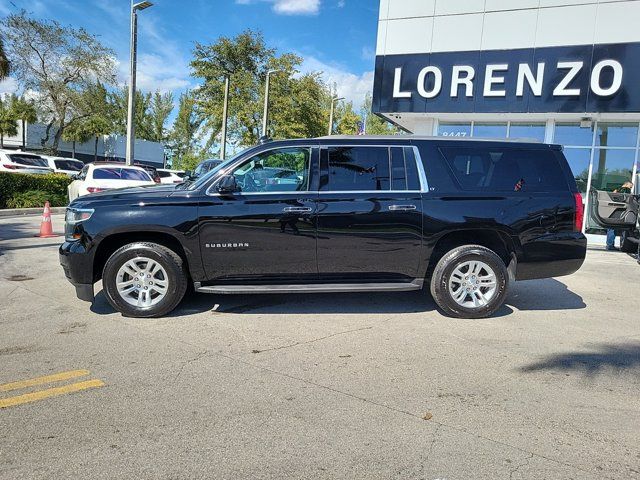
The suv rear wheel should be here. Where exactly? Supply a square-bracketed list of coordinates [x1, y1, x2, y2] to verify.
[102, 242, 187, 318]
[430, 245, 509, 319]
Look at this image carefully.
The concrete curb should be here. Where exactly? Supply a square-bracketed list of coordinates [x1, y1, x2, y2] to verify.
[0, 207, 67, 217]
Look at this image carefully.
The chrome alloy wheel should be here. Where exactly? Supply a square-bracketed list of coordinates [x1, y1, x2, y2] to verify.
[448, 260, 498, 308]
[115, 257, 169, 308]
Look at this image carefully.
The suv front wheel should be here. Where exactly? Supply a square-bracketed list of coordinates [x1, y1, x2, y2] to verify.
[102, 242, 188, 318]
[430, 245, 509, 319]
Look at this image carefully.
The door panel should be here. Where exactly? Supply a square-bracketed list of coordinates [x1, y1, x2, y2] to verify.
[198, 194, 318, 283]
[198, 145, 319, 284]
[316, 192, 423, 281]
[315, 145, 423, 282]
[590, 189, 639, 228]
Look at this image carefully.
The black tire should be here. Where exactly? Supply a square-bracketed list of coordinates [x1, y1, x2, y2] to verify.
[102, 242, 188, 318]
[429, 245, 509, 319]
[620, 230, 637, 253]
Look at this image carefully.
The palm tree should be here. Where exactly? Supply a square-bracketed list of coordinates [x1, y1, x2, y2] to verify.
[10, 95, 38, 149]
[0, 97, 18, 149]
[0, 36, 9, 80]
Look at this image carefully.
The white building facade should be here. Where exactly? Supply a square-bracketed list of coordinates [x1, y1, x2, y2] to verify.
[373, 0, 640, 233]
[2, 122, 165, 166]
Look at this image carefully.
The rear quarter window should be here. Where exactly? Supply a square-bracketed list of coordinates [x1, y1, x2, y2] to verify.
[439, 146, 569, 192]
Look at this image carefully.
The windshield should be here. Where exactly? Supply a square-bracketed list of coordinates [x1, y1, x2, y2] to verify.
[93, 168, 152, 181]
[185, 148, 254, 190]
[8, 154, 49, 168]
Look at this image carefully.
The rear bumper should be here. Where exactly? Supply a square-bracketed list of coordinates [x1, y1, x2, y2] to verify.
[59, 241, 95, 302]
[516, 232, 587, 281]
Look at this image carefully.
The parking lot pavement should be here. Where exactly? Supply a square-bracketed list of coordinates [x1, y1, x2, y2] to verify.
[0, 214, 639, 480]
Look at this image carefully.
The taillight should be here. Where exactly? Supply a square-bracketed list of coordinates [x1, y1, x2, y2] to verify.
[3, 164, 20, 170]
[574, 193, 584, 232]
[86, 187, 106, 193]
[154, 177, 161, 183]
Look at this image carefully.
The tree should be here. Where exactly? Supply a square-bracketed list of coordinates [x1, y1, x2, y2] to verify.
[62, 119, 91, 159]
[361, 93, 399, 135]
[109, 86, 153, 140]
[191, 29, 332, 148]
[335, 101, 362, 135]
[149, 91, 174, 143]
[74, 82, 113, 162]
[2, 12, 116, 151]
[0, 96, 18, 148]
[0, 36, 9, 80]
[10, 95, 38, 149]
[169, 91, 205, 169]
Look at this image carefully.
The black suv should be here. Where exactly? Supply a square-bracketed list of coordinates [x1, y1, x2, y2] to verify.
[60, 136, 587, 319]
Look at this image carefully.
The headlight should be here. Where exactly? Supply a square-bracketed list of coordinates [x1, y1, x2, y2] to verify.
[65, 208, 94, 225]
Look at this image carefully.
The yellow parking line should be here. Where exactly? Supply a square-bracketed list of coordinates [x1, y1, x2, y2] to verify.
[0, 369, 90, 393]
[0, 379, 104, 409]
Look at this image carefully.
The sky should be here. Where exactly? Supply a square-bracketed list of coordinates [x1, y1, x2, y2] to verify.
[0, 0, 380, 109]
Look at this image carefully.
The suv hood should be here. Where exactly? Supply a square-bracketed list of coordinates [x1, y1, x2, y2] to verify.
[70, 184, 180, 207]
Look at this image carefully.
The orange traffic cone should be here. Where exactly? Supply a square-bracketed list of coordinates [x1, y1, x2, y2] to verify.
[35, 201, 58, 238]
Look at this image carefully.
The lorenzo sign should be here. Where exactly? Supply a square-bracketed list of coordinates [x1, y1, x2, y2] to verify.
[372, 42, 640, 114]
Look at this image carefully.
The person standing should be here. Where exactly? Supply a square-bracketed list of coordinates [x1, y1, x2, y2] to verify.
[606, 181, 633, 251]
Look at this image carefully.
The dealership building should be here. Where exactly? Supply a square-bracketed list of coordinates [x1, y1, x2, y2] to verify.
[373, 0, 640, 234]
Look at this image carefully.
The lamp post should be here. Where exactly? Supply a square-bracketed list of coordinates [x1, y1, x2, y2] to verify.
[220, 76, 230, 160]
[126, 1, 153, 166]
[262, 69, 282, 138]
[328, 96, 344, 136]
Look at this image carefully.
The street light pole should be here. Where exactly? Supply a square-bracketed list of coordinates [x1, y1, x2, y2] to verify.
[221, 76, 230, 160]
[328, 96, 344, 136]
[126, 1, 153, 166]
[262, 69, 281, 138]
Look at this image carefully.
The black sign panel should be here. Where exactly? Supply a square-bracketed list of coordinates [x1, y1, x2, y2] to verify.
[372, 42, 640, 114]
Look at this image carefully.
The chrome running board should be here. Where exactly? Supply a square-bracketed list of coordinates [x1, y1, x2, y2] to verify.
[194, 280, 423, 295]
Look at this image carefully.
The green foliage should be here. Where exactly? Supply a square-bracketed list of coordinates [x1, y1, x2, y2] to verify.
[191, 29, 332, 148]
[6, 190, 68, 208]
[0, 172, 72, 209]
[150, 91, 174, 143]
[335, 101, 361, 135]
[173, 150, 205, 172]
[0, 35, 9, 80]
[0, 96, 18, 147]
[1, 11, 116, 151]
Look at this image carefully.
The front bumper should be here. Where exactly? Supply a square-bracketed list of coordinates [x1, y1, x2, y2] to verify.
[59, 241, 95, 302]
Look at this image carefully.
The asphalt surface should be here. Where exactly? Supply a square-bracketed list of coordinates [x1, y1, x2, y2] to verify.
[0, 214, 639, 480]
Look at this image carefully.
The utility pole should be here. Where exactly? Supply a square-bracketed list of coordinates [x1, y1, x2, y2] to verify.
[221, 76, 230, 160]
[262, 69, 282, 138]
[328, 96, 344, 136]
[126, 1, 153, 166]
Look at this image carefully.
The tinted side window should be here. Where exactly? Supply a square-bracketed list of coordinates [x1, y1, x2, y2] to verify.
[439, 146, 568, 192]
[324, 147, 390, 191]
[54, 160, 83, 171]
[157, 171, 171, 178]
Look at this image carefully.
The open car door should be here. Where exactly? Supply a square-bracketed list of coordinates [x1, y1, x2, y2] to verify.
[589, 189, 639, 230]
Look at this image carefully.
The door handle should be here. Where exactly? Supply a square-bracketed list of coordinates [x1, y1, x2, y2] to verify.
[283, 207, 313, 213]
[388, 205, 417, 212]
[607, 202, 626, 207]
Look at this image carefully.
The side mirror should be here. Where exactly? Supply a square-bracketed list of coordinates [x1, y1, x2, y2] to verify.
[71, 174, 79, 180]
[184, 170, 194, 180]
[217, 175, 239, 194]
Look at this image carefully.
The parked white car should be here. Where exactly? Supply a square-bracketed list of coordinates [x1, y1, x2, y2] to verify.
[156, 168, 186, 184]
[41, 155, 85, 176]
[0, 149, 53, 175]
[68, 163, 157, 201]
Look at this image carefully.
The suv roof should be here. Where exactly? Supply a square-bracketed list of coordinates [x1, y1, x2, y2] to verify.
[315, 134, 547, 144]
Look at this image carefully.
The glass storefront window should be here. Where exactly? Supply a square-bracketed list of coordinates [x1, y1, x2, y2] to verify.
[563, 148, 591, 196]
[594, 123, 639, 147]
[473, 123, 507, 138]
[590, 149, 635, 192]
[508, 123, 546, 142]
[438, 123, 471, 137]
[554, 123, 594, 146]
